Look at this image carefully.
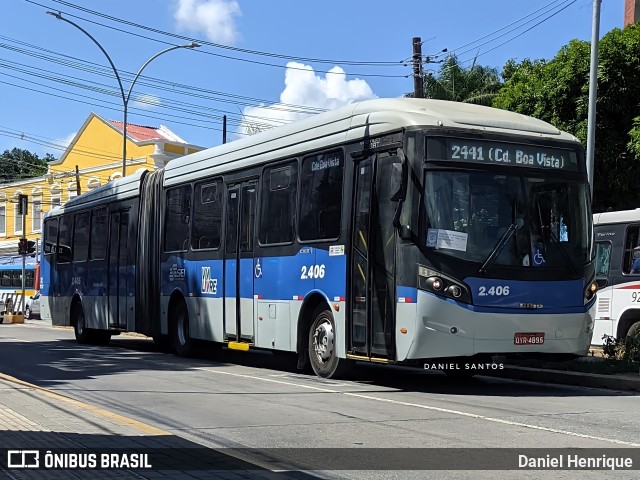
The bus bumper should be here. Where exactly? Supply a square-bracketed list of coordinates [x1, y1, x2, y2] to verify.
[397, 289, 596, 361]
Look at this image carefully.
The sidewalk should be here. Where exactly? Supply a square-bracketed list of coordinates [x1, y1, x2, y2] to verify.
[0, 374, 325, 480]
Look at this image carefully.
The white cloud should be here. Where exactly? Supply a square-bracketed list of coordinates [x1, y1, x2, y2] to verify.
[57, 132, 76, 150]
[132, 94, 162, 110]
[240, 62, 377, 136]
[174, 0, 241, 44]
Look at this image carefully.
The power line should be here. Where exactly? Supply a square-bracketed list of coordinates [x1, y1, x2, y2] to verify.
[459, 0, 579, 64]
[52, 0, 403, 66]
[24, 0, 410, 78]
[0, 34, 329, 115]
[446, 0, 567, 56]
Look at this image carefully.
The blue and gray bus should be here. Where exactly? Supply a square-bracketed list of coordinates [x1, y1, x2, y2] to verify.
[41, 98, 597, 378]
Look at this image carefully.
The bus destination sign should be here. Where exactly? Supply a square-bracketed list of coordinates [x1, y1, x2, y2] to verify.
[440, 138, 578, 171]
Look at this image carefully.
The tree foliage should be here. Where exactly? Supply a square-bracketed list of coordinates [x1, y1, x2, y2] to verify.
[0, 148, 54, 183]
[408, 54, 501, 106]
[493, 24, 640, 212]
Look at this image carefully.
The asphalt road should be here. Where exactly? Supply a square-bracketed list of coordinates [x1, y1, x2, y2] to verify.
[1, 321, 639, 480]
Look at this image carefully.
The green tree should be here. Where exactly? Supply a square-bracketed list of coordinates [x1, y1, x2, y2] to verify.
[0, 148, 54, 182]
[493, 23, 640, 212]
[408, 54, 502, 106]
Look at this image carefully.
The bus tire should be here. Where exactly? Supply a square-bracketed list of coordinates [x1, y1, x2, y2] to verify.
[627, 321, 640, 339]
[308, 308, 350, 378]
[172, 301, 192, 357]
[73, 304, 90, 344]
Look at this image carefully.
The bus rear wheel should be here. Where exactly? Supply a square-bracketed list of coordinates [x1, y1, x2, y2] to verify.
[172, 301, 192, 357]
[308, 308, 350, 379]
[73, 305, 90, 344]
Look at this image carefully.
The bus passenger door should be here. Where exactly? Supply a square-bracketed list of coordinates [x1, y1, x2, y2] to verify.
[224, 182, 257, 343]
[349, 154, 397, 359]
[107, 211, 129, 329]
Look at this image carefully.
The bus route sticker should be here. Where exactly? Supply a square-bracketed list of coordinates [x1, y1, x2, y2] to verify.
[329, 245, 345, 256]
[427, 229, 468, 252]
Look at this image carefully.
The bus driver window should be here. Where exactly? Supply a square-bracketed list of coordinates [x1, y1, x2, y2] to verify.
[623, 226, 640, 274]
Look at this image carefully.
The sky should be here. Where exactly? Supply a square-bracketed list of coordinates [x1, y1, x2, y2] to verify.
[0, 0, 626, 160]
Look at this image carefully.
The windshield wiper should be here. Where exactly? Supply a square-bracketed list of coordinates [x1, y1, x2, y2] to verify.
[478, 218, 524, 274]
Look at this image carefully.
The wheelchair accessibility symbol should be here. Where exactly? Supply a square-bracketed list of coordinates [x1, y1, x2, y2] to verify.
[533, 249, 546, 266]
[255, 259, 263, 278]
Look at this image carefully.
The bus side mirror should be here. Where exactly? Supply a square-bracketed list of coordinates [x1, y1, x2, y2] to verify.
[390, 151, 407, 203]
[389, 150, 411, 240]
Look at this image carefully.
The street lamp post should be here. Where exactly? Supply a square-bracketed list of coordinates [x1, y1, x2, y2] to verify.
[47, 11, 200, 176]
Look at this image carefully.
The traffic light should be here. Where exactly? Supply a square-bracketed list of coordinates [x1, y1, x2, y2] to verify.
[17, 239, 35, 256]
[17, 238, 27, 255]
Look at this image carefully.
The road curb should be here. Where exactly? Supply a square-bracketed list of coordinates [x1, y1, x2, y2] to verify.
[486, 366, 640, 392]
[0, 372, 171, 435]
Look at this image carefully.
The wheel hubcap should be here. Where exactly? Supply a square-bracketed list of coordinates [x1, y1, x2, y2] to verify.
[313, 320, 334, 363]
[77, 314, 84, 335]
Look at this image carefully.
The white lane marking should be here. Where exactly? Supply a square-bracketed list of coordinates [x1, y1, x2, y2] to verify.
[198, 367, 640, 447]
[198, 368, 339, 393]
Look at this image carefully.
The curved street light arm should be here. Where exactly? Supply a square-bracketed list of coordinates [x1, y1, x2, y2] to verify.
[46, 12, 125, 101]
[47, 11, 200, 176]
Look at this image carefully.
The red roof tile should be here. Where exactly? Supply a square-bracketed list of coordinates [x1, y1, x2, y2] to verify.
[110, 121, 176, 142]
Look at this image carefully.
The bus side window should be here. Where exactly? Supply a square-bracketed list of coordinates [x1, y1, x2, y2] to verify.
[623, 225, 640, 274]
[164, 185, 192, 252]
[259, 162, 298, 245]
[298, 151, 344, 242]
[43, 218, 59, 257]
[57, 214, 73, 264]
[191, 180, 222, 250]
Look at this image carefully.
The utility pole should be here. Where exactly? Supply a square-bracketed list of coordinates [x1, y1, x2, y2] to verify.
[19, 194, 27, 316]
[223, 115, 227, 144]
[586, 0, 601, 200]
[412, 37, 424, 98]
[75, 165, 82, 195]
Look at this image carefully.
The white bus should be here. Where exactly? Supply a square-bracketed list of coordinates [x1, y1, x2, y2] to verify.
[592, 209, 640, 343]
[41, 98, 597, 378]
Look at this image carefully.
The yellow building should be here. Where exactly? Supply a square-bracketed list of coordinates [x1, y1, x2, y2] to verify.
[0, 112, 204, 258]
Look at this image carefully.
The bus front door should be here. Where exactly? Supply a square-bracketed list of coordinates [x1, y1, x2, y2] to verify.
[350, 154, 398, 360]
[224, 182, 257, 343]
[107, 211, 129, 330]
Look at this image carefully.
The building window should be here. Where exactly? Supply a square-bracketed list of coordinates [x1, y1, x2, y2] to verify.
[51, 195, 61, 211]
[14, 196, 23, 235]
[0, 201, 6, 236]
[32, 198, 42, 233]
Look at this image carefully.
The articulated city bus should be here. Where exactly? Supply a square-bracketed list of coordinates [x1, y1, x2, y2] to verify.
[41, 98, 597, 378]
[592, 209, 640, 343]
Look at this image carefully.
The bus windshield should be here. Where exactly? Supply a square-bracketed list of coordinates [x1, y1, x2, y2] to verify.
[422, 170, 592, 269]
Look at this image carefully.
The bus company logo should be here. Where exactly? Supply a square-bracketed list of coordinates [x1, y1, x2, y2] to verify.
[201, 267, 217, 294]
[169, 264, 185, 282]
[8, 450, 39, 468]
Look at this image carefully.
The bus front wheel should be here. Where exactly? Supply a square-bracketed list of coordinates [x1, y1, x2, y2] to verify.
[172, 301, 192, 357]
[308, 308, 350, 379]
[627, 321, 640, 339]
